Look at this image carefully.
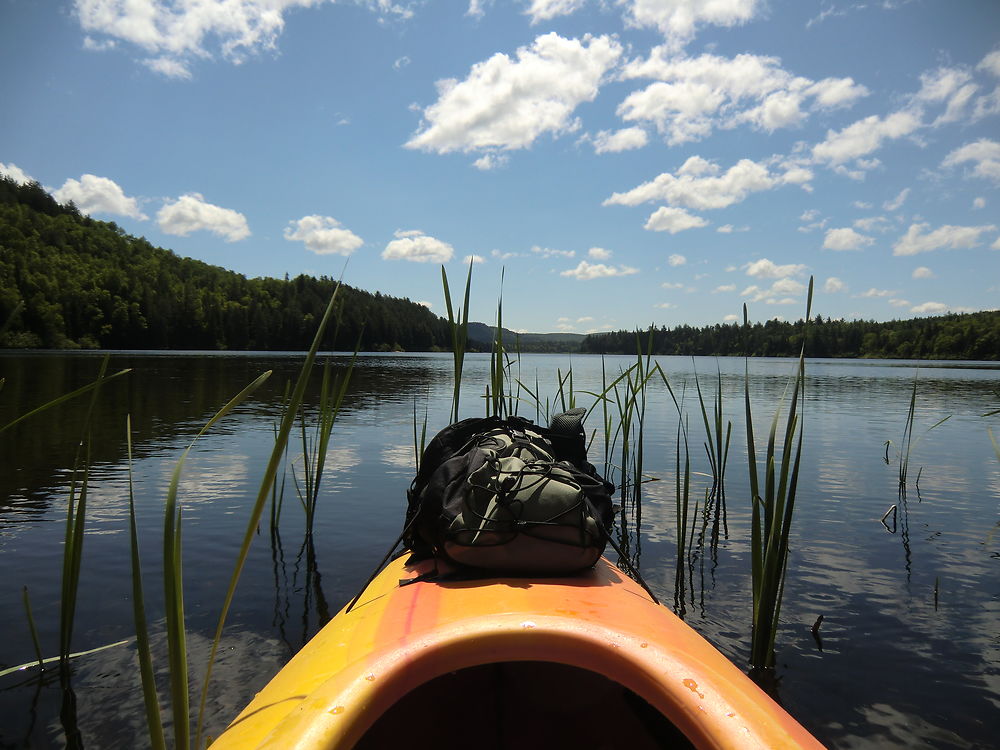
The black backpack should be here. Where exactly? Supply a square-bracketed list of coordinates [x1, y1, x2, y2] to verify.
[403, 408, 615, 575]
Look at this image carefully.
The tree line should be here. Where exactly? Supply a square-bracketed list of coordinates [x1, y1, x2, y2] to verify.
[0, 177, 452, 351]
[579, 311, 1000, 361]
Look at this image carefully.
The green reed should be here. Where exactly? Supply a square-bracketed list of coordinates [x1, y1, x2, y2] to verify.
[895, 373, 950, 490]
[694, 362, 732, 500]
[746, 277, 812, 670]
[441, 261, 473, 423]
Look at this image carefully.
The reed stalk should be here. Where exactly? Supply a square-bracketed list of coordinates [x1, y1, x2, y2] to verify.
[746, 277, 813, 670]
[694, 362, 732, 500]
[441, 261, 473, 424]
[193, 283, 343, 748]
[896, 374, 950, 489]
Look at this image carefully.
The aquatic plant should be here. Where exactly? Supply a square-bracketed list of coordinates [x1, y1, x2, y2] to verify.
[441, 261, 473, 423]
[746, 277, 812, 670]
[694, 362, 732, 501]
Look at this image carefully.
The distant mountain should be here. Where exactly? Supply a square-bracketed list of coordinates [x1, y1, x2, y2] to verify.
[466, 322, 588, 353]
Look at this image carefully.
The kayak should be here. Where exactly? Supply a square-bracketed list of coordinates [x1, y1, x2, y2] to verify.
[211, 555, 824, 749]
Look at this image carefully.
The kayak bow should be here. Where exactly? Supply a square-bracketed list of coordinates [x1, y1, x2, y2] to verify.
[212, 556, 823, 749]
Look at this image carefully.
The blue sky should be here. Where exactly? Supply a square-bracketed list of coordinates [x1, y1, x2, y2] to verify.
[2, 0, 998, 334]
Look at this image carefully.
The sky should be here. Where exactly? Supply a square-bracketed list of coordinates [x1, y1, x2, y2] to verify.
[1, 0, 998, 334]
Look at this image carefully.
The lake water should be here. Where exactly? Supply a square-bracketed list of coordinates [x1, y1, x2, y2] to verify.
[0, 351, 998, 748]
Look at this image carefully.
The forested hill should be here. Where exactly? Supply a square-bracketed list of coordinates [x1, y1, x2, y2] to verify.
[581, 311, 1000, 360]
[0, 177, 452, 351]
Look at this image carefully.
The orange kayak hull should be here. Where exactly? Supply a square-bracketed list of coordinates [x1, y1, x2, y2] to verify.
[212, 556, 823, 749]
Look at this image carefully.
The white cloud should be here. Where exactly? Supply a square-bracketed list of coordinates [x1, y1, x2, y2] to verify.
[993, 237, 1000, 250]
[577, 315, 594, 323]
[405, 33, 621, 155]
[979, 50, 1000, 78]
[743, 258, 806, 279]
[472, 153, 509, 170]
[667, 253, 686, 266]
[462, 254, 486, 265]
[741, 278, 805, 304]
[823, 227, 874, 251]
[811, 110, 921, 167]
[560, 260, 639, 280]
[858, 288, 896, 298]
[853, 216, 891, 233]
[382, 229, 455, 263]
[531, 245, 575, 258]
[713, 284, 736, 293]
[889, 298, 909, 308]
[645, 206, 707, 233]
[883, 188, 910, 212]
[942, 139, 1000, 182]
[824, 277, 846, 293]
[53, 174, 147, 219]
[915, 66, 979, 126]
[723, 313, 739, 322]
[394, 56, 411, 70]
[284, 215, 363, 256]
[717, 224, 734, 233]
[605, 156, 810, 211]
[75, 0, 413, 77]
[144, 56, 191, 79]
[592, 127, 649, 154]
[973, 197, 986, 209]
[892, 222, 997, 256]
[526, 0, 586, 24]
[157, 193, 248, 241]
[619, 50, 868, 145]
[661, 281, 684, 289]
[0, 162, 34, 184]
[912, 266, 934, 279]
[588, 247, 612, 260]
[417, 300, 432, 308]
[910, 301, 950, 315]
[621, 0, 760, 49]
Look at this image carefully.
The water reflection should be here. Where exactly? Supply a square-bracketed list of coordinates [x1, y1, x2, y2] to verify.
[0, 352, 998, 749]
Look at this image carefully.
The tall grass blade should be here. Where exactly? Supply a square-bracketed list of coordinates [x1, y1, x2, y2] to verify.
[126, 415, 167, 750]
[164, 370, 272, 750]
[0, 368, 130, 436]
[194, 285, 342, 748]
[21, 586, 44, 671]
[442, 261, 473, 424]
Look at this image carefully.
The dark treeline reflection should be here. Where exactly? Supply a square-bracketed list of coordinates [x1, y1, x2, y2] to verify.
[0, 352, 450, 515]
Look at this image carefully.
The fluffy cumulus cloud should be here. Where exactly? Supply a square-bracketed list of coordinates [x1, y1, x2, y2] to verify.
[619, 50, 868, 145]
[591, 127, 649, 154]
[74, 0, 413, 77]
[942, 139, 1000, 182]
[53, 174, 147, 219]
[560, 260, 639, 280]
[605, 155, 811, 211]
[667, 253, 686, 266]
[910, 301, 951, 315]
[743, 258, 806, 279]
[382, 230, 455, 263]
[472, 153, 509, 171]
[915, 66, 980, 126]
[892, 223, 997, 256]
[912, 266, 934, 279]
[0, 162, 33, 184]
[644, 206, 707, 233]
[741, 277, 806, 304]
[531, 245, 575, 258]
[622, 0, 760, 49]
[157, 193, 249, 240]
[823, 227, 874, 251]
[588, 247, 612, 260]
[405, 33, 622, 157]
[811, 110, 921, 168]
[283, 215, 363, 256]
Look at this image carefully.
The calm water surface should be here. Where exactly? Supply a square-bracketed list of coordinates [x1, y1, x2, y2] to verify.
[0, 352, 998, 748]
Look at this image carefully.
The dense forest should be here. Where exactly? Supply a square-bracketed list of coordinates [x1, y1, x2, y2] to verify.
[0, 177, 452, 351]
[580, 311, 1000, 360]
[2, 176, 997, 359]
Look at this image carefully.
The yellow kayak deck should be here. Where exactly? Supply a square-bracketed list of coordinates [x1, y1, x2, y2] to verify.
[212, 556, 823, 749]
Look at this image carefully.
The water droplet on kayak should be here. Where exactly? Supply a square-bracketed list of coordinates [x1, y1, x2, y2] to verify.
[683, 679, 704, 699]
[329, 706, 345, 715]
[365, 674, 376, 682]
[521, 621, 536, 629]
[640, 642, 648, 648]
